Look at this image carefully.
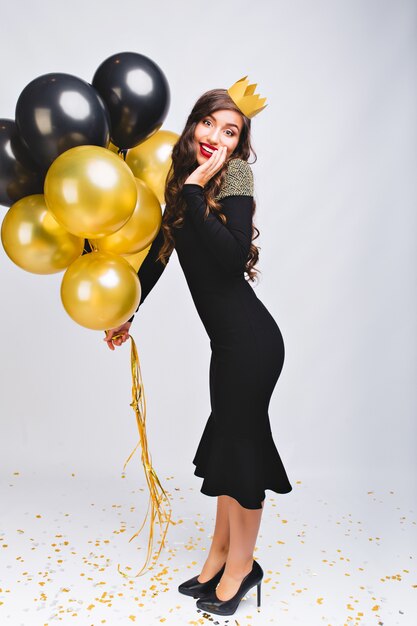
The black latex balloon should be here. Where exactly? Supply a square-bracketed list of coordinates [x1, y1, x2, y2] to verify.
[82, 239, 93, 255]
[0, 119, 44, 207]
[15, 73, 111, 171]
[92, 52, 170, 150]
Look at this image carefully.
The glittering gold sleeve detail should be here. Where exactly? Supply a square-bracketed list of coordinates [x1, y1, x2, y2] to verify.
[215, 158, 254, 200]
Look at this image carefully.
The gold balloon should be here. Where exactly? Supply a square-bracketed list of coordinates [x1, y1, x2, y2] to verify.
[126, 130, 179, 204]
[61, 251, 141, 330]
[44, 145, 137, 239]
[89, 178, 162, 255]
[1, 194, 84, 274]
[125, 244, 152, 272]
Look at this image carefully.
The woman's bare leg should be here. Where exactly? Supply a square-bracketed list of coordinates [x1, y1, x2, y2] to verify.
[215, 497, 265, 600]
[197, 495, 231, 582]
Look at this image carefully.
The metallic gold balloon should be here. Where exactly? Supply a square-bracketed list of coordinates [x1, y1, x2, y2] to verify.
[61, 251, 141, 330]
[44, 145, 137, 239]
[125, 244, 151, 271]
[89, 178, 161, 255]
[126, 130, 179, 204]
[1, 194, 84, 274]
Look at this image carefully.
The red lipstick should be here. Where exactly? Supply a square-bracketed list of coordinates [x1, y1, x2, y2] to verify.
[199, 142, 218, 158]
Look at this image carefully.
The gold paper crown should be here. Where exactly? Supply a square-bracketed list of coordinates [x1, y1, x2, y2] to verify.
[227, 75, 267, 119]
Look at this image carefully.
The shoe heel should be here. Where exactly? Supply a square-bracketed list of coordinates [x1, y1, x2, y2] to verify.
[257, 581, 261, 607]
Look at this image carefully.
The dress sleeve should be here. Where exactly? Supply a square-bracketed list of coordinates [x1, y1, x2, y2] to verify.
[182, 158, 254, 274]
[128, 225, 171, 323]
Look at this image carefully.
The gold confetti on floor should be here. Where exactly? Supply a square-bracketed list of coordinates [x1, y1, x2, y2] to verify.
[0, 472, 415, 624]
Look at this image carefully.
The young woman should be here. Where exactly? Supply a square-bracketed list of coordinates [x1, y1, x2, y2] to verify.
[104, 84, 292, 616]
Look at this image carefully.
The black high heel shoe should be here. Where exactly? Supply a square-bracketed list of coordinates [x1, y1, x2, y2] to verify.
[195, 559, 263, 616]
[178, 563, 226, 599]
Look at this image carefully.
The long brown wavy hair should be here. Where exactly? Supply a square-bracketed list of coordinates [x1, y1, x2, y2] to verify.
[157, 88, 260, 282]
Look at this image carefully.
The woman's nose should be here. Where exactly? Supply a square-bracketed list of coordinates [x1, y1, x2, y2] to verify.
[207, 128, 220, 144]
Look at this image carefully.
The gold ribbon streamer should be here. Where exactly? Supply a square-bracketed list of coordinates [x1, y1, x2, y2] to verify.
[110, 332, 174, 578]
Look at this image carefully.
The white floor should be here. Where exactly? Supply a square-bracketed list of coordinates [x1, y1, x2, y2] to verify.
[0, 468, 415, 626]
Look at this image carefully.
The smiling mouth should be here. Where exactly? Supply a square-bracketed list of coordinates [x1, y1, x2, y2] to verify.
[200, 143, 218, 157]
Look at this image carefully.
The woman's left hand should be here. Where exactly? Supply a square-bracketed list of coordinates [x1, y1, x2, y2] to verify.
[103, 321, 131, 351]
[184, 146, 228, 187]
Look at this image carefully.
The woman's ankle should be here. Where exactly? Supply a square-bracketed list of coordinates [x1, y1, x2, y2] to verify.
[198, 546, 229, 581]
[204, 544, 229, 567]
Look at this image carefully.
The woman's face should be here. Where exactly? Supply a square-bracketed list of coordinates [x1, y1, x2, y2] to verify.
[194, 109, 243, 166]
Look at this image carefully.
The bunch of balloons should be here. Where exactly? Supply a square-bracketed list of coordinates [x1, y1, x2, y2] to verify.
[1, 52, 179, 330]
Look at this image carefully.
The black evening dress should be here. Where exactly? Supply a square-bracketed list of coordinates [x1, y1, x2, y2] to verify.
[128, 158, 292, 509]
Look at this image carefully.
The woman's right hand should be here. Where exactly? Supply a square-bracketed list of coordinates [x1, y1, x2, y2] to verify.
[103, 321, 132, 351]
[184, 145, 227, 187]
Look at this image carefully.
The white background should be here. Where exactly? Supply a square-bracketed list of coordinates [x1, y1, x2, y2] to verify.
[1, 2, 416, 625]
[0, 0, 416, 497]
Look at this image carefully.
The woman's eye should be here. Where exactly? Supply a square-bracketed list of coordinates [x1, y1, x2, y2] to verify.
[201, 120, 233, 136]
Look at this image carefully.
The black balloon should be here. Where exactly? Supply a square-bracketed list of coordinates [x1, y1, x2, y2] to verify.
[0, 119, 44, 207]
[15, 73, 111, 171]
[82, 239, 93, 255]
[92, 52, 170, 150]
